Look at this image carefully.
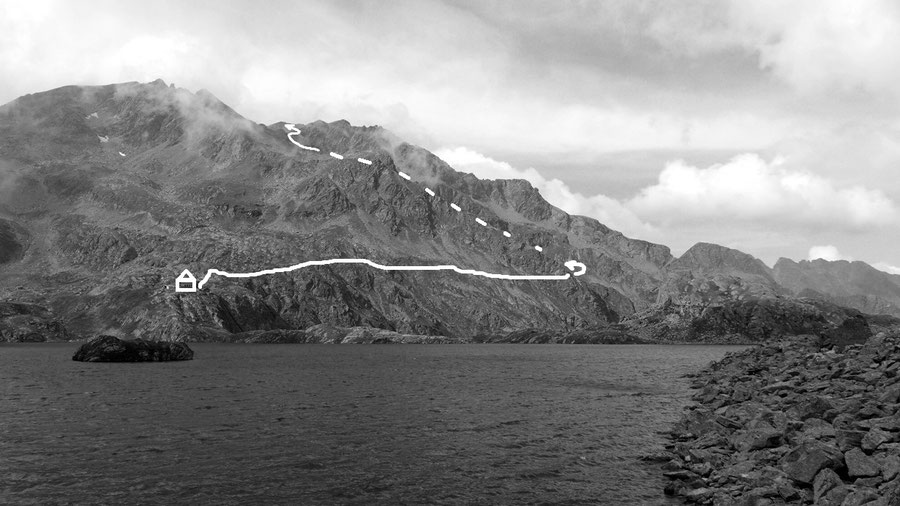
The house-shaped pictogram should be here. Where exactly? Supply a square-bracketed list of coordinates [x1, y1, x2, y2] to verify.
[175, 269, 197, 293]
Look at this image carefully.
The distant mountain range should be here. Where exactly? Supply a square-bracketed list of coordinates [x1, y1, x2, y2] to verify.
[1, 80, 897, 343]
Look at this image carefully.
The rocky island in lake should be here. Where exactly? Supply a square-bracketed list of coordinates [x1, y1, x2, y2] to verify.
[72, 335, 194, 362]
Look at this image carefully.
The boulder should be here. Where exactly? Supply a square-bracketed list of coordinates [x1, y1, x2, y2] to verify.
[782, 441, 845, 484]
[845, 448, 880, 478]
[813, 468, 842, 503]
[820, 313, 872, 351]
[819, 485, 850, 506]
[836, 429, 867, 451]
[72, 335, 193, 362]
[882, 455, 900, 481]
[862, 428, 893, 452]
[730, 427, 783, 452]
[840, 488, 880, 506]
[787, 395, 834, 421]
[858, 415, 900, 432]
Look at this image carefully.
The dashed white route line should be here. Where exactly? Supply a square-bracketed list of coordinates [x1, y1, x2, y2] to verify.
[196, 258, 587, 290]
[278, 123, 573, 268]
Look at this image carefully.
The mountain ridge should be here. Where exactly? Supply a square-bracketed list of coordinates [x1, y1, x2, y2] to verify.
[0, 80, 897, 343]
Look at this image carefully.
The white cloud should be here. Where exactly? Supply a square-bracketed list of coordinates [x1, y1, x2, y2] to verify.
[808, 245, 850, 262]
[728, 0, 900, 96]
[873, 262, 900, 275]
[434, 148, 900, 269]
[433, 147, 657, 239]
[628, 154, 899, 230]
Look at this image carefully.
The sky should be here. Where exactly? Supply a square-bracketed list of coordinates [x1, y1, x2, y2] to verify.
[1, 0, 898, 273]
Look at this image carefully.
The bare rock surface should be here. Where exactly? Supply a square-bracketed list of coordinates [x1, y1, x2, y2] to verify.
[72, 335, 193, 362]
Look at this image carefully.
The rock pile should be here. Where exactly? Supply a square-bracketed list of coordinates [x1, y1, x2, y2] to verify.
[660, 329, 900, 505]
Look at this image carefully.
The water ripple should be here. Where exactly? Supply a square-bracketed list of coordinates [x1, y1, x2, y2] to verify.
[0, 343, 739, 504]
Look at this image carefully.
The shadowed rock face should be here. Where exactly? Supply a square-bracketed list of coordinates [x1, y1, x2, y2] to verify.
[72, 335, 193, 362]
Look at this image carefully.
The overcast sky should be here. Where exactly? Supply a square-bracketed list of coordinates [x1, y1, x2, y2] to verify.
[2, 0, 898, 272]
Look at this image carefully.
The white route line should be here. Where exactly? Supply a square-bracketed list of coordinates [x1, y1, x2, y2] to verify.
[279, 123, 563, 259]
[284, 124, 321, 152]
[175, 125, 591, 292]
[196, 258, 586, 289]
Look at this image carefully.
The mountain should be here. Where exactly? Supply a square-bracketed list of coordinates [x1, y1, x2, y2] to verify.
[656, 242, 783, 305]
[773, 258, 900, 317]
[0, 80, 895, 342]
[0, 80, 672, 341]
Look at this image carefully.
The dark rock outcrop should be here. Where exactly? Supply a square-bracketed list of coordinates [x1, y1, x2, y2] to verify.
[72, 335, 193, 362]
[821, 311, 872, 351]
[0, 302, 70, 342]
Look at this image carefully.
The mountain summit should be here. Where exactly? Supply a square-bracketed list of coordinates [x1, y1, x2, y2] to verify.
[0, 81, 896, 342]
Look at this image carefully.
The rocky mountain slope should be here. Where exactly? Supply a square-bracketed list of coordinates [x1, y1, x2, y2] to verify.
[774, 259, 900, 318]
[0, 80, 895, 342]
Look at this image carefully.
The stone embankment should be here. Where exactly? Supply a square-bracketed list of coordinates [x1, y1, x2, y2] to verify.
[659, 329, 900, 505]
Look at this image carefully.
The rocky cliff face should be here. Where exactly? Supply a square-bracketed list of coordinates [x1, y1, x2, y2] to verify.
[0, 80, 893, 343]
[0, 80, 673, 341]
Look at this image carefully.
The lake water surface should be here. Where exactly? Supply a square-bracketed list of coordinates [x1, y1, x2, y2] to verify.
[1, 344, 741, 505]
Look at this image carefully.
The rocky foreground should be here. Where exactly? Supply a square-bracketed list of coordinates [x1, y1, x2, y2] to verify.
[72, 335, 194, 362]
[659, 328, 900, 505]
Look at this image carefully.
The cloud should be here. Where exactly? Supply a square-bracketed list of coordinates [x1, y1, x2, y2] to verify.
[0, 1, 897, 268]
[873, 262, 900, 275]
[628, 154, 899, 230]
[727, 0, 900, 96]
[808, 245, 849, 262]
[435, 148, 900, 268]
[433, 147, 657, 239]
[808, 248, 900, 275]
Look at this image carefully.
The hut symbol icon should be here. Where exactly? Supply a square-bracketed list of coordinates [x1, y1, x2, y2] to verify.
[175, 270, 198, 293]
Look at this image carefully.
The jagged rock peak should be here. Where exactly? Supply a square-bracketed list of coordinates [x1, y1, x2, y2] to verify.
[672, 242, 772, 278]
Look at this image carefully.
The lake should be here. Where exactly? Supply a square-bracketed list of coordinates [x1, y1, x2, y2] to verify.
[0, 343, 741, 505]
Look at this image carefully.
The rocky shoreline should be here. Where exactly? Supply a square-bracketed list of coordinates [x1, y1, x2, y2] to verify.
[659, 328, 900, 505]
